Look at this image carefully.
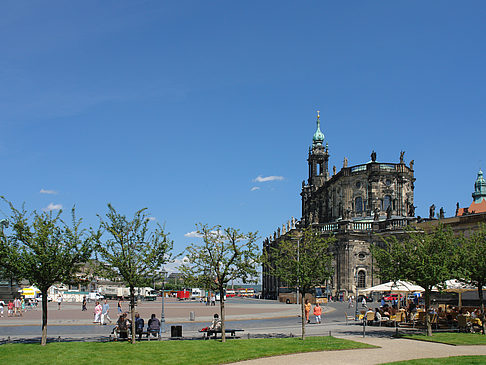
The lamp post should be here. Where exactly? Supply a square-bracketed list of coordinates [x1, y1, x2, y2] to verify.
[160, 268, 168, 334]
[355, 270, 359, 320]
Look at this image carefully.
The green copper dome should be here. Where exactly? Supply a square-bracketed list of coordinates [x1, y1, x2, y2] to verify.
[473, 169, 486, 203]
[312, 111, 325, 146]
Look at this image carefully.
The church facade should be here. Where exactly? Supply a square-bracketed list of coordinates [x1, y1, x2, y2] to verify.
[263, 112, 417, 300]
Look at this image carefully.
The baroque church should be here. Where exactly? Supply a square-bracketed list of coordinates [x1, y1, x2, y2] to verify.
[262, 112, 416, 300]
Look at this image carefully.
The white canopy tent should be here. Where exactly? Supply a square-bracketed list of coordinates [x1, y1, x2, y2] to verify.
[434, 279, 480, 308]
[361, 280, 425, 294]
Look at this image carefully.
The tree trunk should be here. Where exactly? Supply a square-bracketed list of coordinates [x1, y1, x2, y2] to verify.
[220, 285, 226, 343]
[130, 286, 136, 344]
[424, 289, 432, 336]
[479, 284, 485, 335]
[41, 288, 48, 346]
[301, 289, 306, 340]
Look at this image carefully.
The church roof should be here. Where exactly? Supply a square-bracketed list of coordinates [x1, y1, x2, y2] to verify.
[457, 199, 486, 216]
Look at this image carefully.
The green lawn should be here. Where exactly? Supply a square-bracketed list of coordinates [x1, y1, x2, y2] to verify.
[0, 336, 375, 364]
[402, 333, 486, 346]
[384, 355, 486, 364]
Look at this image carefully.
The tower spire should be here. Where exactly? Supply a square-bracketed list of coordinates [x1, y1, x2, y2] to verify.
[312, 110, 325, 146]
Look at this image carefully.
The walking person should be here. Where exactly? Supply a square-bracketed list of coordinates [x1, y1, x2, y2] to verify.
[348, 296, 353, 308]
[14, 297, 20, 316]
[0, 300, 4, 317]
[93, 301, 102, 324]
[57, 294, 63, 310]
[7, 300, 13, 317]
[82, 296, 87, 311]
[101, 299, 112, 325]
[304, 299, 311, 324]
[20, 298, 25, 316]
[117, 299, 122, 315]
[313, 303, 322, 324]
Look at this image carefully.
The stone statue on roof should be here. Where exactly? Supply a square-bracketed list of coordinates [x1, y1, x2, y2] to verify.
[371, 151, 377, 162]
[400, 151, 405, 164]
[410, 160, 414, 170]
[333, 165, 336, 176]
[439, 207, 445, 219]
[343, 157, 348, 168]
[373, 207, 380, 221]
[429, 204, 435, 219]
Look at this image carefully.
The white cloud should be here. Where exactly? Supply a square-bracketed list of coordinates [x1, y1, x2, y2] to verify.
[43, 203, 62, 212]
[161, 257, 190, 274]
[184, 229, 223, 238]
[147, 217, 156, 221]
[40, 189, 57, 195]
[253, 175, 284, 183]
[250, 186, 260, 191]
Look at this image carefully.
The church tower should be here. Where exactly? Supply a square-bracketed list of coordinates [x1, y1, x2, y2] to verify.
[307, 111, 329, 188]
[473, 169, 486, 203]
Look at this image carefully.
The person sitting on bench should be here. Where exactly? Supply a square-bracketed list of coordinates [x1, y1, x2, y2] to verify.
[209, 313, 222, 332]
[147, 313, 160, 337]
[135, 312, 144, 340]
[116, 313, 130, 339]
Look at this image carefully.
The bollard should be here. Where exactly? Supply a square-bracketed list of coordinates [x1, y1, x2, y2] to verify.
[190, 311, 195, 321]
[329, 331, 331, 337]
[362, 319, 366, 338]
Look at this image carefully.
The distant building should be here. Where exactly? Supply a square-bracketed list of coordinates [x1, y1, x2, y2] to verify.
[457, 169, 486, 216]
[263, 112, 416, 300]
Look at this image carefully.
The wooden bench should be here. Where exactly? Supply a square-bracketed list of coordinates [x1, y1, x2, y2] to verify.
[111, 328, 131, 341]
[199, 328, 244, 339]
[112, 328, 160, 341]
[141, 330, 160, 340]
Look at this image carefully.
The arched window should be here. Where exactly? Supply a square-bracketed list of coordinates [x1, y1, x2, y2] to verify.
[383, 195, 392, 211]
[357, 270, 366, 288]
[355, 197, 363, 213]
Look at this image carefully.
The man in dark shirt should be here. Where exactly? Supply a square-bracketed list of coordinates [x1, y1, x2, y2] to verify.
[135, 312, 144, 340]
[147, 313, 160, 337]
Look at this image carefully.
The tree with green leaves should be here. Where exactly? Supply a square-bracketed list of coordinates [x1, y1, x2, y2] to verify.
[94, 204, 173, 344]
[180, 224, 260, 342]
[0, 200, 92, 345]
[264, 227, 335, 340]
[371, 224, 460, 336]
[460, 223, 486, 334]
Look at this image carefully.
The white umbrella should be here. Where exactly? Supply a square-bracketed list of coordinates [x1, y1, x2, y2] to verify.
[434, 279, 479, 309]
[361, 280, 424, 294]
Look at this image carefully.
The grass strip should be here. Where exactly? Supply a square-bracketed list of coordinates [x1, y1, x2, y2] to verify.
[401, 333, 486, 346]
[384, 355, 486, 364]
[0, 336, 374, 364]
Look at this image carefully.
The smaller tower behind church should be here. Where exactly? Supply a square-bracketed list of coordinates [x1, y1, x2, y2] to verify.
[307, 111, 329, 188]
[473, 169, 486, 204]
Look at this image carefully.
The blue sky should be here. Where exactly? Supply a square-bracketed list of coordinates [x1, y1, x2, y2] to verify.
[1, 1, 485, 261]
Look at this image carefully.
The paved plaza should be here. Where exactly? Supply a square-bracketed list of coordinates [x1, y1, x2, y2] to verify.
[2, 298, 486, 364]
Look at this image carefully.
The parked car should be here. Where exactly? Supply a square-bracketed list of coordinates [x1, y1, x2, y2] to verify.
[384, 294, 399, 302]
[357, 295, 373, 303]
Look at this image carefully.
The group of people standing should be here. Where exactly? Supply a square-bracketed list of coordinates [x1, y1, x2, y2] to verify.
[304, 300, 323, 324]
[93, 299, 112, 325]
[0, 298, 26, 317]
